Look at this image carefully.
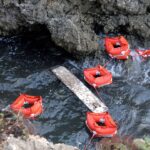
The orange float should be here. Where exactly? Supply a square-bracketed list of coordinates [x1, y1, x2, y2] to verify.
[105, 36, 130, 60]
[86, 112, 117, 137]
[84, 65, 112, 88]
[136, 49, 150, 58]
[10, 94, 43, 118]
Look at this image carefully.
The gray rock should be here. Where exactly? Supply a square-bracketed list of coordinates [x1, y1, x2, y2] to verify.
[2, 135, 79, 150]
[134, 137, 150, 150]
[0, 0, 99, 55]
[47, 17, 98, 55]
[0, 0, 150, 55]
[0, 111, 79, 150]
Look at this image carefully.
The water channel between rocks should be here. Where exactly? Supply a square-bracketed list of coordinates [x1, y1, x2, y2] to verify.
[0, 35, 150, 149]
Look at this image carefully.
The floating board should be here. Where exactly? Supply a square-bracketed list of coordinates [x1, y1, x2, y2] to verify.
[52, 66, 108, 113]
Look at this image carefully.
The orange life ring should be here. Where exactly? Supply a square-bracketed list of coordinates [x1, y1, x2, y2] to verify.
[10, 94, 43, 118]
[136, 49, 150, 58]
[86, 112, 117, 137]
[105, 36, 130, 60]
[84, 65, 112, 88]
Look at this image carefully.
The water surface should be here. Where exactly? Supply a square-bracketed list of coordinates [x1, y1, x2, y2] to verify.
[0, 35, 150, 149]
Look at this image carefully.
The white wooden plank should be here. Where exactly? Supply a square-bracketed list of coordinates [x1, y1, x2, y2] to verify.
[52, 66, 108, 113]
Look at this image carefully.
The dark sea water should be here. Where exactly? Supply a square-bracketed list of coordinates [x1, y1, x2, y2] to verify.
[0, 35, 150, 149]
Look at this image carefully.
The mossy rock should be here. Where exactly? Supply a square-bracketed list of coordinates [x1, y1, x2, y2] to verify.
[0, 110, 31, 143]
[96, 138, 128, 150]
[101, 143, 128, 150]
[134, 137, 150, 150]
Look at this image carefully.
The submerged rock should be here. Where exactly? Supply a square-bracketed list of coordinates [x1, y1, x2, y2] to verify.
[0, 0, 150, 55]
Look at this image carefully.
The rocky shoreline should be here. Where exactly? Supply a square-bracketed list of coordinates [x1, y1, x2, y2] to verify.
[0, 1, 150, 150]
[0, 0, 150, 56]
[0, 110, 79, 150]
[0, 110, 150, 150]
[2, 135, 79, 150]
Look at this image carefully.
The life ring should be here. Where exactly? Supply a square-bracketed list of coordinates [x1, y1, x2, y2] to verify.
[105, 36, 130, 60]
[136, 49, 150, 58]
[10, 94, 43, 118]
[84, 65, 112, 88]
[86, 112, 117, 137]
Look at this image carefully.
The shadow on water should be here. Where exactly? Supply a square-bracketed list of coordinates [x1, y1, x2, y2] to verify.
[0, 34, 150, 149]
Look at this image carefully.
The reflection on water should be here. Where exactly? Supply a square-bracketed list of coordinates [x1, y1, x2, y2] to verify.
[0, 36, 150, 149]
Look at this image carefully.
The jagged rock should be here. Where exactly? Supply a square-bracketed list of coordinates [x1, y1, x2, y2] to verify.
[47, 17, 98, 55]
[0, 0, 98, 55]
[0, 111, 79, 150]
[96, 0, 149, 15]
[0, 0, 150, 55]
[2, 135, 79, 150]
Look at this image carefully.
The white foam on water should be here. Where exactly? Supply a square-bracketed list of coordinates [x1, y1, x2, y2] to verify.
[141, 65, 150, 85]
[130, 50, 142, 63]
[108, 63, 124, 77]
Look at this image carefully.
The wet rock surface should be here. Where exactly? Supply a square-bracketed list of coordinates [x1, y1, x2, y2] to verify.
[0, 0, 150, 55]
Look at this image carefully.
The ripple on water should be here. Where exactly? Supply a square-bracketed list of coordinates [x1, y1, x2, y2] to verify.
[0, 36, 150, 149]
